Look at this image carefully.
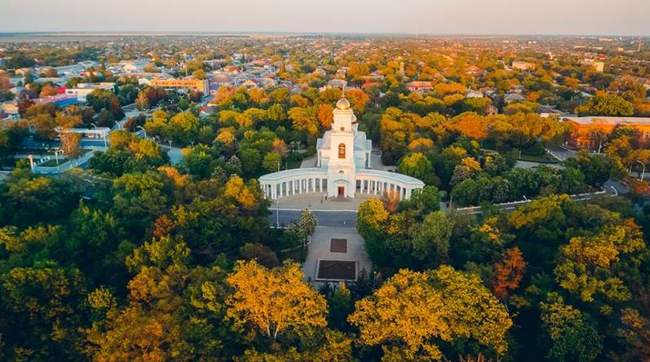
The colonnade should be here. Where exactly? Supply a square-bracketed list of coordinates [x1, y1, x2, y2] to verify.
[262, 176, 329, 200]
[261, 174, 418, 201]
[354, 177, 413, 200]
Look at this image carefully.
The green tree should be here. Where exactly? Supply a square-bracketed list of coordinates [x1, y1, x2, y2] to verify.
[576, 94, 634, 116]
[397, 152, 438, 185]
[411, 211, 454, 267]
[262, 152, 282, 173]
[540, 293, 602, 362]
[0, 263, 86, 361]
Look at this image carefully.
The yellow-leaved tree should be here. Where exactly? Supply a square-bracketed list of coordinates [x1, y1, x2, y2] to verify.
[348, 266, 512, 361]
[225, 260, 327, 341]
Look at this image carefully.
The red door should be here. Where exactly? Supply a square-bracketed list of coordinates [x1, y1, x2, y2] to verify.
[337, 186, 345, 197]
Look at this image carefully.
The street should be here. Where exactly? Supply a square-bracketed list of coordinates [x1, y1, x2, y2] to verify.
[269, 209, 357, 228]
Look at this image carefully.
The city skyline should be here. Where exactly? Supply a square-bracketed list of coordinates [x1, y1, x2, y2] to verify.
[2, 0, 650, 36]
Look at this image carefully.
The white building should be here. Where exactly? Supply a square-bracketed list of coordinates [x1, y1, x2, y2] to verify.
[259, 97, 425, 200]
[65, 82, 115, 102]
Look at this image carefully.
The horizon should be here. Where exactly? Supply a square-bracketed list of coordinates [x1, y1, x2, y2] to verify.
[0, 31, 647, 38]
[2, 0, 650, 36]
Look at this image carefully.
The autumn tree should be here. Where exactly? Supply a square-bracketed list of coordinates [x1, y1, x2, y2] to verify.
[225, 260, 327, 341]
[348, 266, 512, 360]
[492, 247, 527, 300]
[554, 221, 645, 303]
[86, 237, 233, 361]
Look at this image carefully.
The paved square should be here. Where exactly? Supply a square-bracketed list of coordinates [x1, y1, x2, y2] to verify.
[302, 226, 372, 286]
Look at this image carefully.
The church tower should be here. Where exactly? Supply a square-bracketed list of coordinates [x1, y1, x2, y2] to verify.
[326, 97, 357, 198]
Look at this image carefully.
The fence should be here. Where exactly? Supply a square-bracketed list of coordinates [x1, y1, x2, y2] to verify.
[32, 149, 97, 175]
[455, 189, 610, 215]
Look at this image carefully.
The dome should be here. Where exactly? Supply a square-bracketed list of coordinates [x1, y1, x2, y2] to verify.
[336, 97, 351, 110]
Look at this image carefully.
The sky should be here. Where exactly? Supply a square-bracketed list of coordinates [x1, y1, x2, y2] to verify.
[1, 0, 649, 36]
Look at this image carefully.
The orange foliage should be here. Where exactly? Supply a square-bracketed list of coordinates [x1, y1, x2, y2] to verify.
[152, 215, 175, 238]
[447, 113, 489, 141]
[492, 247, 527, 300]
[317, 103, 334, 129]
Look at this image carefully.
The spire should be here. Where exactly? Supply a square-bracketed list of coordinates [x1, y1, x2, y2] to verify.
[336, 84, 351, 110]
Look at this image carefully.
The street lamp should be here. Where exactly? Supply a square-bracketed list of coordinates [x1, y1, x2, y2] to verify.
[276, 160, 280, 228]
[54, 149, 64, 170]
[636, 160, 646, 181]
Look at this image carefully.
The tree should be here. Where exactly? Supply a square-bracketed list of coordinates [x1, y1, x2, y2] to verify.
[565, 152, 622, 186]
[357, 199, 389, 242]
[451, 157, 482, 185]
[87, 237, 233, 361]
[193, 69, 206, 80]
[540, 293, 602, 361]
[168, 111, 199, 145]
[492, 247, 527, 300]
[39, 83, 58, 97]
[554, 222, 644, 303]
[398, 185, 441, 216]
[238, 147, 261, 178]
[0, 263, 86, 361]
[59, 132, 81, 156]
[397, 152, 438, 185]
[135, 91, 150, 110]
[111, 171, 170, 233]
[262, 151, 282, 173]
[86, 89, 124, 120]
[317, 103, 334, 129]
[225, 260, 327, 341]
[411, 211, 453, 267]
[576, 94, 634, 116]
[0, 172, 79, 227]
[348, 266, 512, 360]
[288, 107, 319, 137]
[28, 113, 57, 140]
[298, 208, 318, 239]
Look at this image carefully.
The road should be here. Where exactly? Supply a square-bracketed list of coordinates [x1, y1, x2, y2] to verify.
[269, 209, 357, 228]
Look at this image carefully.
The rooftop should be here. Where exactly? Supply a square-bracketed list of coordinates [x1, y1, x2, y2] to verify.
[563, 116, 650, 126]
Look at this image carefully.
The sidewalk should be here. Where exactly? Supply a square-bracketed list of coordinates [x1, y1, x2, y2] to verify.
[270, 192, 381, 211]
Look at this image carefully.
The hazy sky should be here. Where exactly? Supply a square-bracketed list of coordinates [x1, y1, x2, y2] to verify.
[1, 0, 649, 36]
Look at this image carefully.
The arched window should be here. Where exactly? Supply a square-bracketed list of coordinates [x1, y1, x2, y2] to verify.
[338, 143, 346, 159]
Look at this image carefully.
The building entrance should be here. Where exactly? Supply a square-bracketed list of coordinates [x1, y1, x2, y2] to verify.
[337, 186, 345, 197]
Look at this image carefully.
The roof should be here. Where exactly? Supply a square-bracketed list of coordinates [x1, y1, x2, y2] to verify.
[357, 169, 425, 187]
[259, 168, 327, 182]
[563, 116, 650, 126]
